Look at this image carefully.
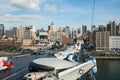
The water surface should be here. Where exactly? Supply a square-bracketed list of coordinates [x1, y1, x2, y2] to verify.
[96, 59, 120, 80]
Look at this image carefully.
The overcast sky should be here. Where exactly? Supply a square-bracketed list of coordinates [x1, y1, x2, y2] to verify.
[0, 0, 120, 30]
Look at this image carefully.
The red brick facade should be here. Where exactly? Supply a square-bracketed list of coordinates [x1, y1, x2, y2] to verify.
[62, 36, 74, 45]
[0, 40, 22, 49]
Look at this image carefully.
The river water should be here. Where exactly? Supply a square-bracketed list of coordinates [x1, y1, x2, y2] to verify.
[95, 59, 120, 80]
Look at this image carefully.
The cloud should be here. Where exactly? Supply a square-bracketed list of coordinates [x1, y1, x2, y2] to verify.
[0, 14, 46, 28]
[0, 0, 18, 15]
[44, 4, 57, 12]
[11, 0, 42, 10]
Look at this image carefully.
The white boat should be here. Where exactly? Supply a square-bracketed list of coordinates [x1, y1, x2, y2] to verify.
[0, 57, 14, 71]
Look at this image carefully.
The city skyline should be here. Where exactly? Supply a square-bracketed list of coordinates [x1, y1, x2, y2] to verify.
[0, 0, 120, 30]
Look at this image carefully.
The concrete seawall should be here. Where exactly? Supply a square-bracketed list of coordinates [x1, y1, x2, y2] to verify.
[95, 56, 120, 60]
[0, 51, 14, 56]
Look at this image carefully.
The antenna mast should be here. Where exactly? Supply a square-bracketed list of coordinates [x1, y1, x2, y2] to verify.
[92, 0, 95, 25]
[91, 0, 95, 31]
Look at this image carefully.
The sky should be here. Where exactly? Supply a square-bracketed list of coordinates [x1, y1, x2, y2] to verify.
[0, 0, 120, 30]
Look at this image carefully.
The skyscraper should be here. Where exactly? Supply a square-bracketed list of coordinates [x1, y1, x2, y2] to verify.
[98, 25, 107, 31]
[71, 28, 75, 38]
[13, 27, 17, 38]
[116, 23, 120, 36]
[0, 24, 4, 38]
[76, 28, 82, 38]
[82, 25, 87, 34]
[91, 25, 96, 31]
[76, 28, 81, 34]
[63, 26, 71, 38]
[107, 21, 117, 36]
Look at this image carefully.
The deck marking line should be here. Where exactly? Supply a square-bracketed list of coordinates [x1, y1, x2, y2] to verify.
[3, 67, 28, 80]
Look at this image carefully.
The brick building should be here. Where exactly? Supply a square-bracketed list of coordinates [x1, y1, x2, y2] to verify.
[62, 36, 74, 45]
[0, 40, 22, 49]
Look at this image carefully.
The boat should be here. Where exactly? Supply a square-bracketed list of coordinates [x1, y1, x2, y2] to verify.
[0, 57, 14, 71]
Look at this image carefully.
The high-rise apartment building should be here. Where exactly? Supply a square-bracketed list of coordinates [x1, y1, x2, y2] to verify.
[24, 26, 37, 39]
[24, 31, 32, 39]
[29, 25, 37, 39]
[17, 26, 25, 40]
[0, 24, 4, 38]
[96, 31, 110, 51]
[17, 25, 36, 40]
[48, 23, 62, 42]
